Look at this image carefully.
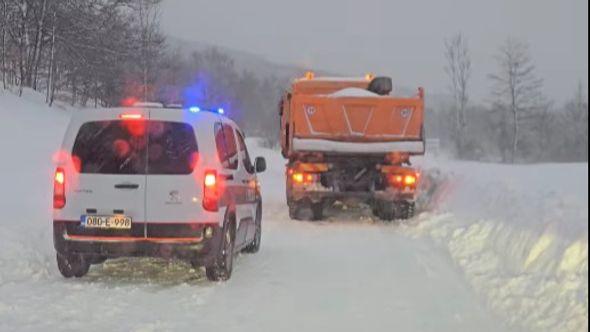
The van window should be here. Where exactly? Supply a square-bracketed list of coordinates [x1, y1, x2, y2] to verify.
[72, 120, 198, 175]
[236, 131, 254, 174]
[214, 123, 238, 170]
[147, 122, 199, 175]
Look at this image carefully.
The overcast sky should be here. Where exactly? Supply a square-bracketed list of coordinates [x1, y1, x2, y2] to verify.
[161, 0, 588, 103]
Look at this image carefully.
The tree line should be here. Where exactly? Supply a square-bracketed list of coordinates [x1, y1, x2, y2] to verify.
[0, 0, 164, 106]
[0, 0, 287, 142]
[1, 3, 586, 162]
[439, 33, 588, 163]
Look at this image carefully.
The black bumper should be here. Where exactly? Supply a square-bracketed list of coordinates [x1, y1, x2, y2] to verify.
[53, 221, 222, 266]
[289, 189, 416, 203]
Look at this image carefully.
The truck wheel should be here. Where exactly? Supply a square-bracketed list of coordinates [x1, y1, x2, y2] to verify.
[288, 202, 302, 220]
[397, 202, 416, 220]
[56, 252, 90, 278]
[206, 218, 235, 281]
[311, 202, 324, 221]
[371, 200, 380, 217]
[379, 201, 396, 221]
[243, 202, 262, 254]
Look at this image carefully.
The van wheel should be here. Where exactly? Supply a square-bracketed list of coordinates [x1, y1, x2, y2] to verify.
[243, 202, 262, 254]
[56, 253, 90, 278]
[206, 219, 235, 281]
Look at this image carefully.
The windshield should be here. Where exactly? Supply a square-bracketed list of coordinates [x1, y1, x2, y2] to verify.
[72, 120, 198, 175]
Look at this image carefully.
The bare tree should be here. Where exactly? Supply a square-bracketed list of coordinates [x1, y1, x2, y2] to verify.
[488, 38, 544, 163]
[561, 82, 589, 161]
[134, 0, 163, 102]
[444, 33, 471, 158]
[1, 0, 7, 89]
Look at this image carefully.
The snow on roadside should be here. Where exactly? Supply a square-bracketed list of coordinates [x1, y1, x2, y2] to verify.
[0, 89, 71, 284]
[1, 90, 587, 332]
[404, 159, 588, 332]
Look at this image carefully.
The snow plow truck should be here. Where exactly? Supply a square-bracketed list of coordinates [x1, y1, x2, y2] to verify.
[279, 73, 426, 221]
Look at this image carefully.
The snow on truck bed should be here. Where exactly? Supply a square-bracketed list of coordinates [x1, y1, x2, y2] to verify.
[0, 90, 587, 332]
[327, 87, 380, 98]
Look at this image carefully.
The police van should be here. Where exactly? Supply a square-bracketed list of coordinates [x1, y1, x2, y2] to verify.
[52, 104, 266, 281]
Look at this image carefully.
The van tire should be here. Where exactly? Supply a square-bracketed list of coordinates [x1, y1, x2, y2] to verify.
[243, 201, 262, 254]
[206, 216, 235, 281]
[56, 253, 90, 278]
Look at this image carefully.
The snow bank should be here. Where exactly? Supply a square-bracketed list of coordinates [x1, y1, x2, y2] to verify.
[0, 89, 70, 284]
[405, 159, 588, 332]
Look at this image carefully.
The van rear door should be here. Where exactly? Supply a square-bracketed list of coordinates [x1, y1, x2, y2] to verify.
[144, 110, 201, 238]
[65, 111, 148, 238]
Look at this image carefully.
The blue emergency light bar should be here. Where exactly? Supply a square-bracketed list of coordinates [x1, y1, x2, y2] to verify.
[188, 106, 225, 115]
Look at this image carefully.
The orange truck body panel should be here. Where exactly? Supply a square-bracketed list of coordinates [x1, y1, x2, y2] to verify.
[281, 77, 425, 156]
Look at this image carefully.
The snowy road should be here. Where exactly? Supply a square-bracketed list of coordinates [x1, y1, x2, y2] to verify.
[1, 91, 586, 332]
[1, 205, 507, 332]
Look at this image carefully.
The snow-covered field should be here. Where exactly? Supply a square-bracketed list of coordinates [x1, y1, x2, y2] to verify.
[0, 90, 587, 332]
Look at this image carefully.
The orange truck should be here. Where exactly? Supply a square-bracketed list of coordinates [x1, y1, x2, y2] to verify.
[279, 73, 426, 220]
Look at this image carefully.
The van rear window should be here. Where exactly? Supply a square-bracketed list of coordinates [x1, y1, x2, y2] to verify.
[72, 120, 198, 175]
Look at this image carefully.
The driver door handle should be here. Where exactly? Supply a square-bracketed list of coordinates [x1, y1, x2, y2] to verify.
[115, 183, 139, 189]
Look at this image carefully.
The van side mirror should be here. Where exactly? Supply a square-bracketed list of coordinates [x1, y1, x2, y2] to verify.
[254, 157, 266, 173]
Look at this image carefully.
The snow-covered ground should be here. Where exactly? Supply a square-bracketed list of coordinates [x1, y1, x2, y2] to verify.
[0, 90, 587, 332]
[405, 159, 588, 332]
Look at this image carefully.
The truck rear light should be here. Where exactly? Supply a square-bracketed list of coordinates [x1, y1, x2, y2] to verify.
[53, 167, 66, 209]
[404, 174, 417, 186]
[387, 173, 418, 189]
[203, 170, 219, 212]
[292, 172, 305, 184]
[292, 172, 318, 185]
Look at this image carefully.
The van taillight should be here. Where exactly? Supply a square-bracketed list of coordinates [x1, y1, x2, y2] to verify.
[53, 167, 66, 209]
[203, 170, 218, 212]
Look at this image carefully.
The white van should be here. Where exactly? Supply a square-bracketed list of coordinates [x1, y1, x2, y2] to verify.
[52, 105, 266, 281]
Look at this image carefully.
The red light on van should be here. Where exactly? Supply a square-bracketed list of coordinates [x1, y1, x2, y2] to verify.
[203, 170, 219, 212]
[53, 167, 66, 209]
[204, 172, 217, 187]
[121, 97, 138, 107]
[119, 113, 143, 120]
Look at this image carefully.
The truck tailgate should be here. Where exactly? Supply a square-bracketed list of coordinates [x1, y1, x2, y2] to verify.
[290, 95, 424, 153]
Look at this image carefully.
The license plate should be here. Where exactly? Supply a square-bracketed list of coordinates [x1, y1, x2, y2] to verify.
[83, 215, 132, 229]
